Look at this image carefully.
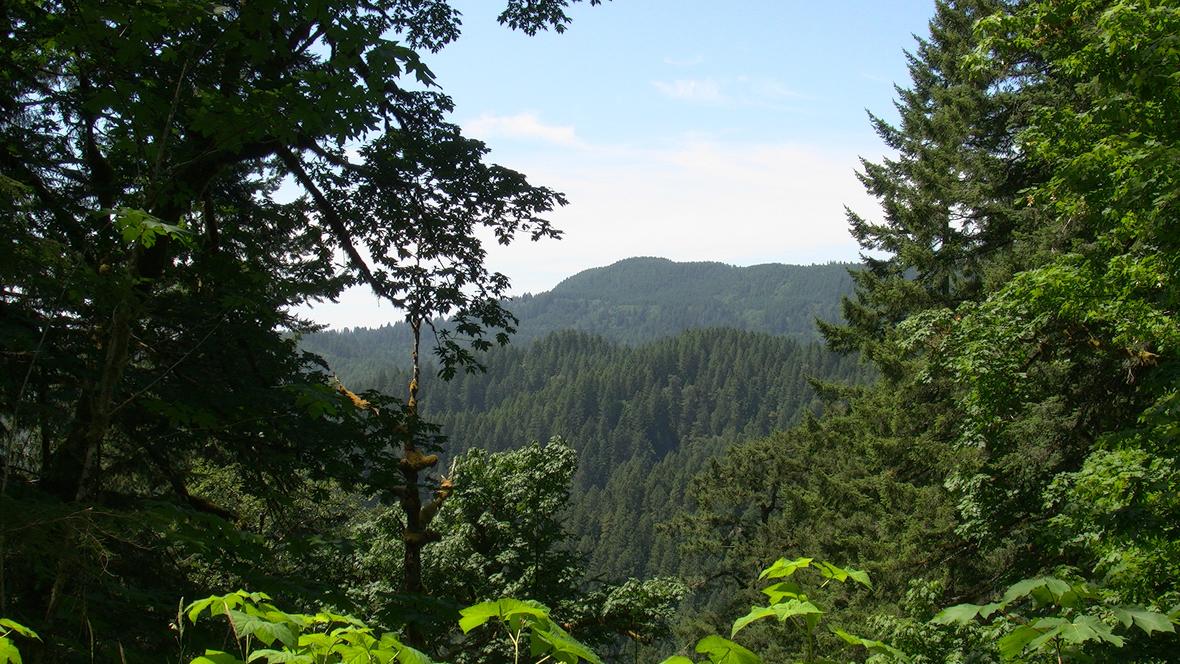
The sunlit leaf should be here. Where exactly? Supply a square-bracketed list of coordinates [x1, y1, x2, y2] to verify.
[830, 627, 910, 661]
[0, 621, 37, 641]
[695, 635, 762, 664]
[731, 601, 822, 637]
[226, 610, 297, 647]
[0, 636, 23, 664]
[458, 598, 549, 633]
[531, 621, 602, 664]
[246, 650, 314, 663]
[191, 651, 246, 664]
[758, 557, 813, 580]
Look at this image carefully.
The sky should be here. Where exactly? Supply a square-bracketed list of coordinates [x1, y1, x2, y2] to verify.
[306, 0, 937, 328]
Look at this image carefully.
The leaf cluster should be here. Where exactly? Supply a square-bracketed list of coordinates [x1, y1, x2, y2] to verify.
[934, 576, 1177, 660]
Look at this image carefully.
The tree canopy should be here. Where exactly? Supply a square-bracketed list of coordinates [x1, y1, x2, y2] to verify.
[0, 0, 602, 658]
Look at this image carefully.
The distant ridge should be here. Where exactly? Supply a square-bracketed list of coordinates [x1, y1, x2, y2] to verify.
[300, 257, 858, 371]
[508, 257, 857, 344]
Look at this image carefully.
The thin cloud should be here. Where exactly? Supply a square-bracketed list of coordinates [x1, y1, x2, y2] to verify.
[652, 78, 725, 103]
[302, 134, 884, 327]
[463, 112, 583, 147]
[476, 135, 882, 294]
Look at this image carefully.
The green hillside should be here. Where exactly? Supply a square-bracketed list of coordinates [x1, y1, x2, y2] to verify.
[345, 327, 871, 580]
[303, 260, 867, 581]
[511, 257, 857, 344]
[300, 257, 858, 375]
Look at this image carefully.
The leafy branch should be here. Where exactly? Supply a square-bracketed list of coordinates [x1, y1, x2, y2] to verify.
[660, 556, 907, 664]
[458, 598, 602, 664]
[933, 576, 1177, 661]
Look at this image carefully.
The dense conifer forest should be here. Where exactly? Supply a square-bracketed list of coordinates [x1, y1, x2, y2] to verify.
[315, 315, 873, 581]
[2, 0, 1179, 662]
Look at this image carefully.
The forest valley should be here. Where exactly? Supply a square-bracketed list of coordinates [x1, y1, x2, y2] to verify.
[1, 0, 1178, 662]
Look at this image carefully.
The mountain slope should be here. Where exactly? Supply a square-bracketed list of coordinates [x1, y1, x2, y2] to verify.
[300, 257, 859, 374]
[361, 328, 872, 579]
[300, 257, 867, 580]
[509, 257, 856, 344]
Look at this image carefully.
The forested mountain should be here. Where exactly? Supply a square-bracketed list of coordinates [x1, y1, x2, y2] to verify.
[666, 0, 1180, 661]
[513, 258, 855, 344]
[300, 258, 857, 374]
[305, 260, 868, 583]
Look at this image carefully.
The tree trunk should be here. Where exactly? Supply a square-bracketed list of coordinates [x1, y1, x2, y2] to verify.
[43, 298, 134, 502]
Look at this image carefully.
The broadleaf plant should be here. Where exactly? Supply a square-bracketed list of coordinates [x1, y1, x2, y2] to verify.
[184, 591, 434, 664]
[932, 576, 1177, 661]
[662, 556, 905, 663]
[459, 598, 602, 664]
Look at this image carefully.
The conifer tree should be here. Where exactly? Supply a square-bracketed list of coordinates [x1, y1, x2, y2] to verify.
[821, 0, 1043, 374]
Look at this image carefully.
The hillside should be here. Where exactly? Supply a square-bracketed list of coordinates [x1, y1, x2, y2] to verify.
[299, 257, 859, 374]
[298, 258, 866, 580]
[510, 257, 857, 344]
[352, 327, 872, 579]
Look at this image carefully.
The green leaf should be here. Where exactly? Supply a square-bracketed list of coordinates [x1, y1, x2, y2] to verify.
[731, 607, 776, 636]
[226, 610, 298, 647]
[246, 650, 313, 663]
[658, 657, 695, 664]
[731, 601, 823, 636]
[846, 568, 872, 588]
[814, 561, 872, 589]
[310, 611, 365, 628]
[531, 622, 602, 664]
[997, 625, 1043, 659]
[296, 632, 332, 650]
[458, 598, 549, 633]
[760, 581, 801, 604]
[0, 636, 23, 664]
[695, 635, 762, 664]
[1023, 620, 1067, 653]
[1000, 577, 1080, 608]
[1000, 578, 1047, 606]
[191, 651, 246, 664]
[186, 592, 259, 623]
[186, 596, 223, 623]
[1029, 615, 1122, 649]
[931, 602, 1001, 625]
[392, 640, 436, 664]
[830, 627, 910, 661]
[758, 557, 813, 580]
[1112, 606, 1176, 636]
[0, 621, 37, 641]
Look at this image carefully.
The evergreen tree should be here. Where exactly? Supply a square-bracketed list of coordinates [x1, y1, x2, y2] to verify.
[821, 0, 1045, 376]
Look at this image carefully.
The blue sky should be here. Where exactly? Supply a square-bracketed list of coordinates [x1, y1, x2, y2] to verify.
[308, 0, 936, 328]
